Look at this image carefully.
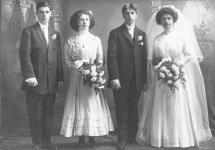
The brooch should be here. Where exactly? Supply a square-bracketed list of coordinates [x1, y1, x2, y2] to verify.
[50, 33, 57, 40]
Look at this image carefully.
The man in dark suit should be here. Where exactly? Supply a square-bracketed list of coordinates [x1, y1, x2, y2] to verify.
[19, 2, 63, 150]
[107, 3, 147, 150]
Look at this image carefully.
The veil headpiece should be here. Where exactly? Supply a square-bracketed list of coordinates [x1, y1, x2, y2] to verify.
[146, 5, 203, 61]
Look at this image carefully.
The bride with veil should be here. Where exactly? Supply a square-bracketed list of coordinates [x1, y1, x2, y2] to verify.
[136, 5, 212, 148]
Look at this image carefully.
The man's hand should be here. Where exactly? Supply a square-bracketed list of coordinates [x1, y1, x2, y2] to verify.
[111, 79, 121, 90]
[25, 77, 38, 87]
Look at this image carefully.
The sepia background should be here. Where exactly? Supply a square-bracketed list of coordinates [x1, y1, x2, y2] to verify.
[1, 0, 215, 139]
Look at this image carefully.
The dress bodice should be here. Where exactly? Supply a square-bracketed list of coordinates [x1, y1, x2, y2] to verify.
[65, 33, 103, 61]
[153, 31, 185, 59]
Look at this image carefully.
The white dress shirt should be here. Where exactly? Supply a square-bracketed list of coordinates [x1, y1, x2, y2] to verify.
[38, 22, 49, 43]
[125, 24, 135, 39]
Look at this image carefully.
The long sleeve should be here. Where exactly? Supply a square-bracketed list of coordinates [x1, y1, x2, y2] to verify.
[96, 37, 103, 64]
[64, 40, 73, 71]
[56, 32, 64, 81]
[63, 38, 81, 71]
[19, 28, 35, 80]
[107, 31, 119, 81]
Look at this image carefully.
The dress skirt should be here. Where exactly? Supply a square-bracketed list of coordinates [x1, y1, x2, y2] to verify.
[61, 69, 114, 137]
[136, 65, 212, 147]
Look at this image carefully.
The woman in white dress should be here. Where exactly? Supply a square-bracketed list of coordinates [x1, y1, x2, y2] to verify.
[60, 10, 114, 144]
[136, 5, 212, 148]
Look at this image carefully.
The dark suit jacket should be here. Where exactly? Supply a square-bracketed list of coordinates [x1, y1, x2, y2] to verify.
[107, 24, 147, 92]
[19, 22, 64, 94]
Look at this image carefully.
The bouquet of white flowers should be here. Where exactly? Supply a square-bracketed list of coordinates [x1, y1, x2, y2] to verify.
[154, 57, 186, 91]
[78, 59, 106, 93]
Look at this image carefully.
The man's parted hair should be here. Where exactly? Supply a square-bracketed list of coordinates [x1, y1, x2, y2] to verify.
[36, 1, 53, 12]
[122, 3, 137, 14]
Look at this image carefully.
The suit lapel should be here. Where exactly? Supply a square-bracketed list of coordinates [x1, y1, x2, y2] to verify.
[35, 22, 48, 47]
[121, 24, 134, 44]
[48, 25, 55, 48]
[133, 27, 139, 44]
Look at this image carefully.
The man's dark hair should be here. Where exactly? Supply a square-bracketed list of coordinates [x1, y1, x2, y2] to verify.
[36, 1, 53, 12]
[122, 3, 137, 14]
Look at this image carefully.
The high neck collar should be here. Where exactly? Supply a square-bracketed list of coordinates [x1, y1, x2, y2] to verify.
[164, 28, 174, 34]
[78, 30, 90, 35]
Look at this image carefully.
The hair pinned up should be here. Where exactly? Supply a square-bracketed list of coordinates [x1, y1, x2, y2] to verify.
[156, 6, 178, 25]
[70, 10, 95, 32]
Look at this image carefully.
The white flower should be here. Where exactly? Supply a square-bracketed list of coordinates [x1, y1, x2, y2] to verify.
[167, 72, 173, 78]
[155, 61, 162, 69]
[173, 81, 179, 89]
[82, 69, 90, 75]
[91, 71, 97, 77]
[99, 71, 104, 77]
[160, 66, 167, 71]
[74, 60, 83, 69]
[167, 80, 173, 85]
[137, 35, 143, 41]
[174, 69, 180, 75]
[98, 78, 106, 84]
[50, 33, 57, 40]
[91, 77, 97, 82]
[171, 64, 178, 71]
[159, 72, 165, 78]
[164, 69, 170, 74]
[139, 42, 144, 46]
[91, 65, 97, 72]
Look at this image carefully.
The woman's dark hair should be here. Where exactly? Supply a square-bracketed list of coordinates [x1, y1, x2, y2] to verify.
[122, 3, 137, 14]
[70, 10, 95, 32]
[36, 1, 53, 12]
[156, 7, 178, 25]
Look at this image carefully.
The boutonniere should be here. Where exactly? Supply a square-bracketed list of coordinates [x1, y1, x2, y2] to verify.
[139, 42, 144, 46]
[137, 35, 143, 41]
[50, 33, 57, 40]
[136, 35, 144, 46]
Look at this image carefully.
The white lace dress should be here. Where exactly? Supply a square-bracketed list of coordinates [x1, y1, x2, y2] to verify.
[136, 30, 211, 147]
[60, 33, 114, 137]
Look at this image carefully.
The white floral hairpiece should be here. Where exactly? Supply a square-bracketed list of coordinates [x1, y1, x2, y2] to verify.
[158, 5, 176, 11]
[157, 5, 178, 17]
[88, 10, 93, 15]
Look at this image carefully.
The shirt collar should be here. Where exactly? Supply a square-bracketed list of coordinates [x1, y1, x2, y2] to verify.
[125, 24, 135, 31]
[38, 21, 48, 30]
